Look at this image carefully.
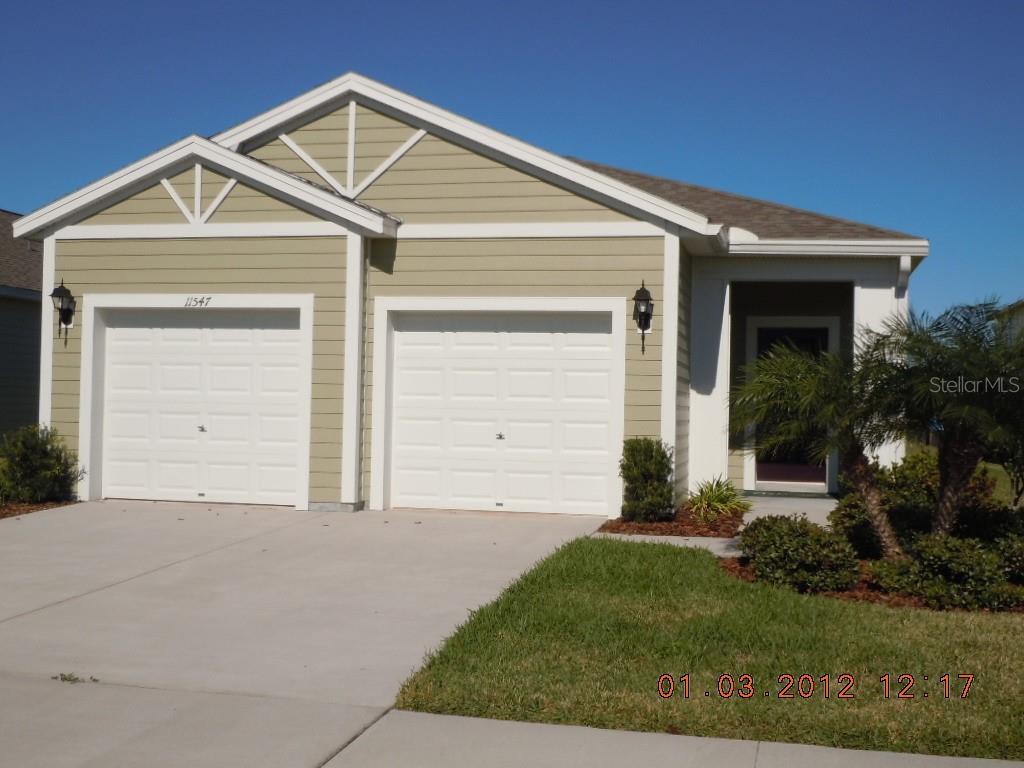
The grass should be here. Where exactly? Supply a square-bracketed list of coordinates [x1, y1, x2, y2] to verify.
[398, 538, 1024, 760]
[906, 441, 1016, 506]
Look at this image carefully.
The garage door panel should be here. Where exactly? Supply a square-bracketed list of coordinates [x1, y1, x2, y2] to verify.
[101, 309, 303, 506]
[388, 310, 616, 515]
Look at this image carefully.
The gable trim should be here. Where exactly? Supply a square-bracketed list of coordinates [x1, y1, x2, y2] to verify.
[212, 74, 715, 235]
[14, 135, 396, 240]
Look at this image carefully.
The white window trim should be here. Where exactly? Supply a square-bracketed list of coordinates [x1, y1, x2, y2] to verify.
[742, 315, 841, 494]
[76, 292, 315, 511]
[368, 296, 627, 517]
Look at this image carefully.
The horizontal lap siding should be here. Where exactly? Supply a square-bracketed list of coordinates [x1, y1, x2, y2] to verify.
[359, 236, 664, 501]
[51, 237, 346, 504]
[676, 246, 691, 495]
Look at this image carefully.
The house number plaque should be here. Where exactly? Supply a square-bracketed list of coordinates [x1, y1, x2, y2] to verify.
[184, 296, 213, 308]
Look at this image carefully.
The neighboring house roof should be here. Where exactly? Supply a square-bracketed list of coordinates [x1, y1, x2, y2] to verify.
[571, 158, 920, 241]
[0, 209, 41, 292]
[13, 136, 399, 240]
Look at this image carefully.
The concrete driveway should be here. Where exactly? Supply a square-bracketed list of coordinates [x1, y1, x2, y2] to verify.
[0, 501, 600, 767]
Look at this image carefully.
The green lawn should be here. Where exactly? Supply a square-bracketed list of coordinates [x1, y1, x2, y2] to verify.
[399, 538, 1024, 760]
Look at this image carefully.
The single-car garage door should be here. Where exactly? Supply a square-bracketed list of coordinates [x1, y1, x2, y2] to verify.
[388, 311, 619, 515]
[101, 309, 304, 505]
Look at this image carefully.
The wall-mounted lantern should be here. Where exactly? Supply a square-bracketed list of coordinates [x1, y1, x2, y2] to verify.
[632, 281, 654, 354]
[50, 279, 76, 346]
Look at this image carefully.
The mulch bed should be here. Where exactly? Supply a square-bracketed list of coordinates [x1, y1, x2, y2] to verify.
[599, 507, 744, 538]
[719, 557, 932, 609]
[0, 500, 76, 521]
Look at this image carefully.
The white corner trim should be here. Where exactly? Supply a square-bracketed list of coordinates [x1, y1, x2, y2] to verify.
[660, 233, 680, 455]
[368, 296, 627, 517]
[346, 101, 356, 194]
[160, 179, 195, 223]
[56, 221, 352, 240]
[352, 129, 427, 197]
[395, 221, 664, 239]
[279, 133, 348, 197]
[727, 238, 930, 258]
[76, 293, 315, 510]
[13, 135, 395, 239]
[198, 178, 238, 224]
[38, 237, 55, 426]
[742, 315, 840, 494]
[211, 73, 712, 235]
[897, 254, 912, 290]
[341, 233, 365, 504]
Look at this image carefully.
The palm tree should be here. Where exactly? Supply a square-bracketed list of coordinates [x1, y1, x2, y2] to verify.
[730, 339, 906, 558]
[880, 301, 1024, 532]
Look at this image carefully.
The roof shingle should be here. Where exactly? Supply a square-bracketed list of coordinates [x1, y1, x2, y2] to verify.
[571, 158, 920, 240]
[0, 210, 41, 292]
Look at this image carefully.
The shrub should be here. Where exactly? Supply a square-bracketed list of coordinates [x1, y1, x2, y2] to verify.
[871, 534, 1011, 610]
[0, 425, 82, 504]
[619, 438, 674, 522]
[829, 451, 1015, 558]
[996, 535, 1024, 585]
[684, 476, 751, 523]
[739, 515, 859, 593]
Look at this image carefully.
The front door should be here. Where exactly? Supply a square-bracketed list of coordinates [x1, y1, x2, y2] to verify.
[754, 326, 829, 486]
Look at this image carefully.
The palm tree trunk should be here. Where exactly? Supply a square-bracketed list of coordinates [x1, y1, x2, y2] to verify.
[844, 449, 904, 558]
[935, 436, 984, 534]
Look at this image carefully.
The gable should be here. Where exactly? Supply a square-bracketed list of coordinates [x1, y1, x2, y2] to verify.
[244, 101, 632, 224]
[79, 163, 321, 226]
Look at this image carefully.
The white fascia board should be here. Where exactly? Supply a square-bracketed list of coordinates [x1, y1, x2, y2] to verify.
[211, 73, 713, 236]
[13, 135, 395, 240]
[727, 238, 930, 259]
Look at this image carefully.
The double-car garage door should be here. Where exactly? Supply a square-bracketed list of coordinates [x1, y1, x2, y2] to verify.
[95, 306, 619, 515]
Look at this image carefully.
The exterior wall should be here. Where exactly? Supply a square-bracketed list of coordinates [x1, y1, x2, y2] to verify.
[0, 296, 41, 437]
[244, 101, 631, 224]
[359, 236, 665, 501]
[49, 237, 346, 504]
[674, 244, 692, 496]
[81, 181, 185, 225]
[726, 281, 853, 486]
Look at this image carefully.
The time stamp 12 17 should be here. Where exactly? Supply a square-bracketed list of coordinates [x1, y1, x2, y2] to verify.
[657, 673, 975, 700]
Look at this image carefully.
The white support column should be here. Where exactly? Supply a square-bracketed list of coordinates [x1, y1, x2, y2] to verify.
[855, 260, 904, 466]
[660, 232, 680, 454]
[688, 274, 731, 490]
[340, 232, 365, 505]
[38, 236, 55, 425]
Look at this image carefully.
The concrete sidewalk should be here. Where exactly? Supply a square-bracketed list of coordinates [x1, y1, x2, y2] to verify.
[326, 710, 1023, 768]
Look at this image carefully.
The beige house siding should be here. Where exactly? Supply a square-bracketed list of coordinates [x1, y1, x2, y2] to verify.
[81, 181, 186, 225]
[675, 245, 692, 496]
[0, 296, 41, 438]
[244, 101, 632, 224]
[359, 236, 664, 501]
[49, 237, 346, 503]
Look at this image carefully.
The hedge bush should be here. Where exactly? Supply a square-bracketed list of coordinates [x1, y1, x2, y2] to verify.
[739, 515, 859, 593]
[0, 425, 82, 504]
[871, 534, 1012, 610]
[829, 451, 1017, 558]
[996, 534, 1024, 585]
[619, 438, 674, 522]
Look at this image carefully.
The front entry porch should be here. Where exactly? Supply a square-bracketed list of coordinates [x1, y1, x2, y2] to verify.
[687, 256, 909, 495]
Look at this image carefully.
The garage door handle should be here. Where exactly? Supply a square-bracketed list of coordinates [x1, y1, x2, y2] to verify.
[198, 425, 207, 433]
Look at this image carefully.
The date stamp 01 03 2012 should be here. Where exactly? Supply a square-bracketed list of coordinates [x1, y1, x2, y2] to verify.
[658, 673, 975, 701]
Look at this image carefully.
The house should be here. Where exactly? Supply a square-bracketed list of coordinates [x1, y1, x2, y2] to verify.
[0, 209, 41, 437]
[11, 73, 928, 515]
[1002, 299, 1024, 338]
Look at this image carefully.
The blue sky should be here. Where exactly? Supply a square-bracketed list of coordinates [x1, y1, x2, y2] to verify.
[2, 0, 1020, 313]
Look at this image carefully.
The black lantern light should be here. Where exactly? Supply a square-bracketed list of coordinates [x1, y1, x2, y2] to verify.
[632, 280, 654, 354]
[50, 279, 76, 345]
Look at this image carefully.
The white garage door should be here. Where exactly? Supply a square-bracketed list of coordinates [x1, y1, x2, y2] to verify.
[102, 309, 304, 505]
[389, 311, 618, 515]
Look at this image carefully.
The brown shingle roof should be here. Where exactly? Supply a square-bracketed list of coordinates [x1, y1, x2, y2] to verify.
[0, 210, 41, 292]
[571, 158, 920, 240]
